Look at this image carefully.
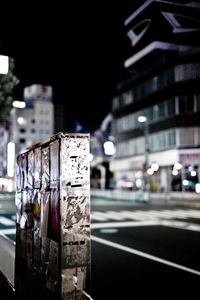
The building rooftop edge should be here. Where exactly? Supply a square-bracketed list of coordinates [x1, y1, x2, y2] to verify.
[124, 0, 200, 26]
[124, 41, 200, 68]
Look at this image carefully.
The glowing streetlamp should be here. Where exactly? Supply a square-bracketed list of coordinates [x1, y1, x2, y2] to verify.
[138, 115, 147, 123]
[103, 141, 116, 156]
[7, 142, 15, 177]
[138, 115, 149, 192]
[0, 55, 9, 74]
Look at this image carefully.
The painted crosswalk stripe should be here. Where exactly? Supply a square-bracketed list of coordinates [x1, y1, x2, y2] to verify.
[186, 210, 200, 218]
[161, 210, 188, 219]
[91, 209, 200, 222]
[0, 228, 16, 235]
[146, 210, 174, 219]
[160, 220, 200, 232]
[91, 219, 200, 232]
[118, 211, 149, 220]
[11, 215, 16, 221]
[91, 221, 159, 229]
[120, 210, 156, 220]
[91, 212, 110, 221]
[105, 211, 126, 220]
[163, 209, 200, 219]
[0, 216, 15, 226]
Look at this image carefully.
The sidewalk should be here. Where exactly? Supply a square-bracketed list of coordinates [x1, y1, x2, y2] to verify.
[91, 189, 200, 208]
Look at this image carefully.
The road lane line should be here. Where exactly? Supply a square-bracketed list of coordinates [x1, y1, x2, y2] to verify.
[91, 235, 200, 276]
[0, 216, 15, 226]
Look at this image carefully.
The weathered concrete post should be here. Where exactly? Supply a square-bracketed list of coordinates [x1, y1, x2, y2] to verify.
[15, 133, 90, 299]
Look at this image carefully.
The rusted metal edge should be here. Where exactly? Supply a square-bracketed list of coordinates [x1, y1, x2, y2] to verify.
[19, 132, 90, 156]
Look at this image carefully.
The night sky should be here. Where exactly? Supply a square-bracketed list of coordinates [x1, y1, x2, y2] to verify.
[0, 2, 144, 132]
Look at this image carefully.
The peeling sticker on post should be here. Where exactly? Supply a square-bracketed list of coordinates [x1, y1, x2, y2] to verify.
[41, 146, 50, 190]
[61, 137, 89, 189]
[16, 156, 23, 191]
[34, 147, 42, 188]
[15, 192, 22, 224]
[28, 150, 34, 188]
[22, 153, 28, 189]
[40, 191, 50, 238]
[61, 268, 76, 299]
[50, 139, 60, 188]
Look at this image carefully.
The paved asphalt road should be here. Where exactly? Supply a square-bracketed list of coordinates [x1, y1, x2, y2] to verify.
[90, 199, 200, 299]
[0, 195, 200, 299]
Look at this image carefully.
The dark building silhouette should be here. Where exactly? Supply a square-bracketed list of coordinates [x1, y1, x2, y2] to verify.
[54, 103, 66, 134]
[110, 0, 200, 193]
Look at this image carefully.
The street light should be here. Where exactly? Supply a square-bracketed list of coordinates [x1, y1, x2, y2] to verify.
[7, 142, 15, 177]
[103, 140, 116, 156]
[0, 55, 9, 74]
[138, 115, 149, 192]
[138, 115, 147, 123]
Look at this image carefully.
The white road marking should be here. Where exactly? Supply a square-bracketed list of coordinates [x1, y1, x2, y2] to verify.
[91, 221, 159, 229]
[146, 210, 174, 219]
[105, 211, 127, 220]
[186, 210, 200, 218]
[120, 210, 155, 221]
[0, 228, 16, 235]
[0, 216, 15, 226]
[161, 210, 188, 219]
[91, 235, 200, 276]
[91, 209, 200, 223]
[160, 220, 200, 232]
[91, 212, 110, 221]
[91, 219, 200, 232]
[100, 228, 119, 234]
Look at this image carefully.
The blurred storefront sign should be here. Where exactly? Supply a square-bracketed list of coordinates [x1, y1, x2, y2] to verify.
[179, 153, 200, 165]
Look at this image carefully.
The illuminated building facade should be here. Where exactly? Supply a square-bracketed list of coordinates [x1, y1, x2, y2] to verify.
[110, 0, 200, 192]
[10, 84, 54, 155]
